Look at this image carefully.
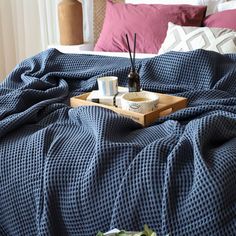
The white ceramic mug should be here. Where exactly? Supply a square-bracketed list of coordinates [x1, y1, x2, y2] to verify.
[121, 91, 159, 114]
[97, 76, 118, 96]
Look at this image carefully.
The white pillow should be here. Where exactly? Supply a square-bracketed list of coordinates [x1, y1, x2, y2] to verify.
[125, 0, 227, 15]
[218, 2, 236, 11]
[159, 22, 236, 54]
[125, 0, 199, 3]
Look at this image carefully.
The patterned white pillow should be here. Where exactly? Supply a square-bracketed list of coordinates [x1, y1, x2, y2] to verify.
[159, 22, 236, 54]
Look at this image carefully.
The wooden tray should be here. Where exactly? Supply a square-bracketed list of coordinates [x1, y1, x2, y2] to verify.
[70, 92, 187, 126]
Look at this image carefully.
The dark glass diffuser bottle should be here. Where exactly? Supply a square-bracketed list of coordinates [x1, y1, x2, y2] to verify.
[126, 33, 140, 92]
[128, 69, 141, 92]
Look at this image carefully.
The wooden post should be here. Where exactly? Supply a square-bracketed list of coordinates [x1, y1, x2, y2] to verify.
[58, 0, 84, 45]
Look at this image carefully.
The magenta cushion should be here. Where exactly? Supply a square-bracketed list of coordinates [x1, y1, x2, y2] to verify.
[203, 9, 236, 31]
[94, 1, 206, 53]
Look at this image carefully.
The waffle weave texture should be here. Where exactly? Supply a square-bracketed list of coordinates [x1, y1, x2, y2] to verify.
[0, 49, 236, 236]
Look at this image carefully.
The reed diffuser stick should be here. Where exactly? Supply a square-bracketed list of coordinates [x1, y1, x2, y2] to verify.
[125, 33, 141, 92]
[133, 33, 136, 70]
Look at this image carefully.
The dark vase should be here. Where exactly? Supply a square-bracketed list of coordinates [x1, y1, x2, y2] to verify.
[128, 70, 141, 92]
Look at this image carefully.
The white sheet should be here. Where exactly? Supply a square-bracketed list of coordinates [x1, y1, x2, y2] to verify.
[49, 45, 157, 59]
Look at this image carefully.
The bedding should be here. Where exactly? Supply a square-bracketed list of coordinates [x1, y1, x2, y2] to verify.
[125, 0, 226, 15]
[217, 1, 236, 11]
[49, 45, 157, 58]
[203, 9, 236, 31]
[0, 48, 236, 235]
[94, 1, 206, 53]
[159, 22, 236, 54]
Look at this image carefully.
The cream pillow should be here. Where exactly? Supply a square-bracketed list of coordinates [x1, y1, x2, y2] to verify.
[159, 22, 236, 54]
[125, 0, 226, 15]
[217, 1, 236, 11]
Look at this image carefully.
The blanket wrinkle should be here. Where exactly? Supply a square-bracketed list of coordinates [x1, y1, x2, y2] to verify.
[109, 135, 182, 229]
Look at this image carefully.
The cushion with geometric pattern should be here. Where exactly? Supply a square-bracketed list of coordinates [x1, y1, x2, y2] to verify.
[159, 22, 236, 54]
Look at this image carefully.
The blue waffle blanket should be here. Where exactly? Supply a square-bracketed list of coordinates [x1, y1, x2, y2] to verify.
[0, 49, 236, 236]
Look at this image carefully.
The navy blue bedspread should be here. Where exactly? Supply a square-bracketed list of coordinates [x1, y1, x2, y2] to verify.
[0, 49, 236, 236]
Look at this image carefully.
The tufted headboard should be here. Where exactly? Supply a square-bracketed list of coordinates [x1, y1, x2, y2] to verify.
[93, 0, 125, 43]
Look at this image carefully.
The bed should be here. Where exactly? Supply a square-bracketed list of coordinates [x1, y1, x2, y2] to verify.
[1, 0, 236, 235]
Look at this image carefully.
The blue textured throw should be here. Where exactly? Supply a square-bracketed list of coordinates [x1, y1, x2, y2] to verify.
[0, 49, 236, 236]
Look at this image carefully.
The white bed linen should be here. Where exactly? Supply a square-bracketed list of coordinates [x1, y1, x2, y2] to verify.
[49, 45, 157, 59]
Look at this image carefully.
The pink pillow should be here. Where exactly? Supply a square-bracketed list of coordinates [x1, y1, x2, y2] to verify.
[203, 9, 236, 31]
[94, 1, 206, 54]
